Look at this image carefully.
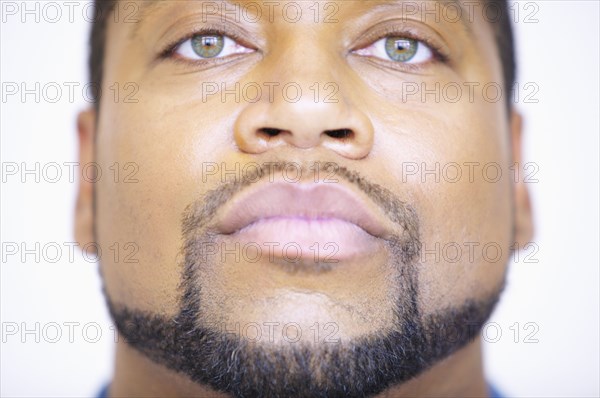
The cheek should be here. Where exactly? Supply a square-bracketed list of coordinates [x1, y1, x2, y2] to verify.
[94, 93, 239, 313]
[370, 97, 513, 314]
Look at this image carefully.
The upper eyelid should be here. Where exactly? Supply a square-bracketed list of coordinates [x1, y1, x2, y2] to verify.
[164, 33, 440, 63]
[158, 24, 448, 67]
[350, 21, 450, 62]
[357, 34, 444, 62]
[352, 37, 434, 69]
[364, 36, 434, 57]
[160, 27, 257, 59]
[168, 37, 250, 64]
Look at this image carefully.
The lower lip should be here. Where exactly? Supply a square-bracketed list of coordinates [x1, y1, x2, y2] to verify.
[222, 217, 380, 262]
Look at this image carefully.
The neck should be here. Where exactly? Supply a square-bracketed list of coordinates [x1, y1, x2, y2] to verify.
[108, 336, 489, 397]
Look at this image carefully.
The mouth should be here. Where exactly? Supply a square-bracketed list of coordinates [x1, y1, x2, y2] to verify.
[211, 178, 394, 261]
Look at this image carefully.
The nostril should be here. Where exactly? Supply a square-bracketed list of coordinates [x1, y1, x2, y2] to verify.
[259, 127, 282, 137]
[325, 129, 353, 140]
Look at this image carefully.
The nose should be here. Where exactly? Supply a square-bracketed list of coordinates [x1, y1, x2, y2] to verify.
[234, 94, 374, 159]
[234, 40, 374, 159]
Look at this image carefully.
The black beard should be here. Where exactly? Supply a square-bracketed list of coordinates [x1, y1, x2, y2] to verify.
[104, 162, 503, 398]
[106, 276, 501, 398]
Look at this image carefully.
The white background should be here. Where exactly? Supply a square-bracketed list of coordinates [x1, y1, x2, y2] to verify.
[1, 1, 599, 396]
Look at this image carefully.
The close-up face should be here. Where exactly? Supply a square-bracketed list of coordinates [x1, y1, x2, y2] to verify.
[75, 0, 533, 396]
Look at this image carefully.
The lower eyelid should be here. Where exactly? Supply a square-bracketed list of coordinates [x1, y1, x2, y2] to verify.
[355, 38, 433, 64]
[175, 36, 246, 60]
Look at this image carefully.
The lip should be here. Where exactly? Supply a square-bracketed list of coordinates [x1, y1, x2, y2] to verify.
[213, 178, 394, 240]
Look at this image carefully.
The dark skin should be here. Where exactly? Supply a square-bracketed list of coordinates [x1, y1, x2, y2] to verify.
[75, 1, 533, 396]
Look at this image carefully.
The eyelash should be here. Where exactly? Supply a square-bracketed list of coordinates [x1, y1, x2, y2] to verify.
[159, 27, 254, 64]
[159, 26, 449, 69]
[354, 25, 449, 66]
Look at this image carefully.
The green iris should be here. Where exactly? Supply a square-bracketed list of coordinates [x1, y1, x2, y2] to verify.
[384, 37, 418, 62]
[191, 34, 225, 58]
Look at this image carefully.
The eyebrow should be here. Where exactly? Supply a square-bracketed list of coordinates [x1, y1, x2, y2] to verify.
[131, 0, 475, 38]
[362, 0, 475, 38]
[131, 0, 240, 37]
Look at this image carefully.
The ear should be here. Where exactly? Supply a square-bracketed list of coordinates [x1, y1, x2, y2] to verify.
[510, 110, 534, 248]
[74, 109, 97, 252]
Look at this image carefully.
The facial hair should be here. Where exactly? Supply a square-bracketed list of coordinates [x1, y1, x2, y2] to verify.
[104, 161, 504, 398]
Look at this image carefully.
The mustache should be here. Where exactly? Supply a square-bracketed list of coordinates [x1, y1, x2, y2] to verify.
[180, 161, 422, 265]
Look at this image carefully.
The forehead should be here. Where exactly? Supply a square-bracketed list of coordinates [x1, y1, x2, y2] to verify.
[126, 0, 484, 34]
[134, 0, 478, 16]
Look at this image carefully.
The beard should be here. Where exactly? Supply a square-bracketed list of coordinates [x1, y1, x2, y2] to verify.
[104, 162, 504, 398]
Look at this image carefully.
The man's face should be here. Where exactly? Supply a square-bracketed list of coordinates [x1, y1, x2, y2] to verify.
[76, 0, 532, 396]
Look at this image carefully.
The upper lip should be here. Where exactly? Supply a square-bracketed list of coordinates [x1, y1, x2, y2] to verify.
[212, 178, 394, 238]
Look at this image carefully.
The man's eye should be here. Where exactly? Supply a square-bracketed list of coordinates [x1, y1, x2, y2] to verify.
[356, 37, 433, 64]
[174, 33, 253, 60]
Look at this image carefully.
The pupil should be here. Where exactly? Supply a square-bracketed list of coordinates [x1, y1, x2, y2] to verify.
[203, 37, 217, 47]
[395, 40, 410, 52]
